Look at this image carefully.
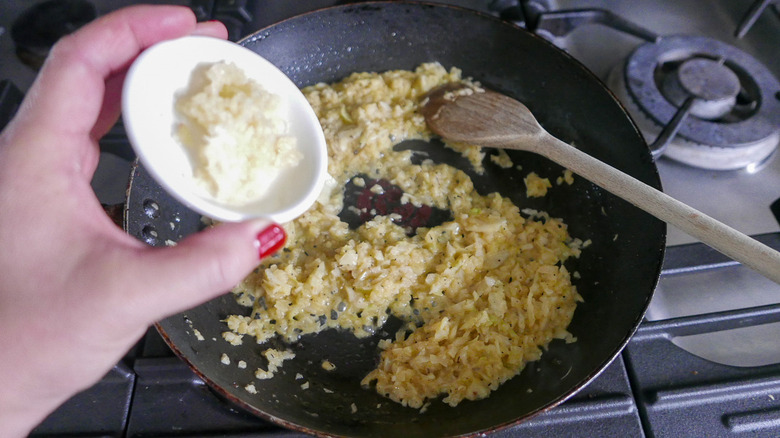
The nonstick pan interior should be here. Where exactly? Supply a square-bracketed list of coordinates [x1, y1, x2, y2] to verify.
[126, 3, 665, 437]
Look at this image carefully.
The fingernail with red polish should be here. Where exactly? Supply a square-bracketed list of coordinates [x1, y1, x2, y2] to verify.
[256, 224, 286, 259]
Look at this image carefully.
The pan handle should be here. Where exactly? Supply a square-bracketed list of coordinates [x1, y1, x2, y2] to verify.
[497, 4, 659, 43]
[532, 9, 659, 42]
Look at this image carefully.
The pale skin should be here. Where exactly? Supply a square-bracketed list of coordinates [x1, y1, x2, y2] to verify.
[0, 6, 284, 436]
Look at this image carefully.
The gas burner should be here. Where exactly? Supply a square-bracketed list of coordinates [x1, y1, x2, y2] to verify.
[608, 35, 780, 170]
[663, 58, 741, 120]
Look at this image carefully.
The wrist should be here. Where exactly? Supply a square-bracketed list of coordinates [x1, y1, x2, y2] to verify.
[0, 323, 88, 437]
[0, 383, 68, 438]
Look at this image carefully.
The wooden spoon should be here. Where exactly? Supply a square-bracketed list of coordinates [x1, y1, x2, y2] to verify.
[422, 85, 780, 284]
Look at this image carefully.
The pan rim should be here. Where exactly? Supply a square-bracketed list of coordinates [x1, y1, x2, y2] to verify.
[129, 2, 667, 436]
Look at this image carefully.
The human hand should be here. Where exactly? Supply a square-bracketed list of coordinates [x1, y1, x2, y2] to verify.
[0, 6, 285, 436]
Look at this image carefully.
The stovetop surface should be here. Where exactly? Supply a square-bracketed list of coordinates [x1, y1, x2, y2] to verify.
[2, 1, 779, 437]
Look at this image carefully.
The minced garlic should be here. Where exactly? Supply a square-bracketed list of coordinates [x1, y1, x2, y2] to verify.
[524, 172, 552, 197]
[175, 61, 302, 206]
[254, 348, 295, 380]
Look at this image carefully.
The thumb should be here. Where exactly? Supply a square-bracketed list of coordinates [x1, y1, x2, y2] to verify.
[128, 219, 285, 323]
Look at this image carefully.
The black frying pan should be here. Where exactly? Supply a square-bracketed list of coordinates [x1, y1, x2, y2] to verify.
[125, 2, 665, 436]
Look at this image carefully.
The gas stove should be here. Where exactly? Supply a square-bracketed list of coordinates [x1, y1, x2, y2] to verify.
[2, 1, 779, 437]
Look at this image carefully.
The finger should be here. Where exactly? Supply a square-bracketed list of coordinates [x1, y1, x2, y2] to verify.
[124, 220, 286, 324]
[10, 5, 200, 156]
[192, 20, 229, 39]
[91, 70, 128, 140]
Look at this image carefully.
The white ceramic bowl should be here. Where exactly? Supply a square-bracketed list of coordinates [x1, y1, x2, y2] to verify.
[122, 36, 327, 223]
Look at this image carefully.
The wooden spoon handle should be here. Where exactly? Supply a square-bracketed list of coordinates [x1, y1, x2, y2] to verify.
[536, 134, 780, 284]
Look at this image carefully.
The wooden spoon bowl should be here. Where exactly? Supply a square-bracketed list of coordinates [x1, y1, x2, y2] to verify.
[423, 84, 780, 284]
